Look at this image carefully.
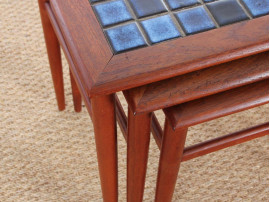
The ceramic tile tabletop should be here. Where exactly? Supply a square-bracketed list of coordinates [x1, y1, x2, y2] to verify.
[90, 0, 269, 53]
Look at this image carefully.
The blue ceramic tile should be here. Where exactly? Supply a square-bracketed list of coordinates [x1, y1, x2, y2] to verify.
[166, 0, 200, 10]
[207, 0, 249, 26]
[93, 0, 133, 27]
[105, 23, 147, 53]
[90, 0, 103, 3]
[242, 0, 269, 17]
[141, 15, 181, 44]
[175, 6, 216, 35]
[128, 0, 167, 18]
[89, 0, 261, 53]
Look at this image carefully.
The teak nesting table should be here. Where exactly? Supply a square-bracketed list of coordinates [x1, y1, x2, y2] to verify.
[38, 0, 269, 201]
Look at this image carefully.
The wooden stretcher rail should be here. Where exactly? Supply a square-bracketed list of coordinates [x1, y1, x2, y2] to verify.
[115, 95, 127, 140]
[119, 81, 269, 151]
[114, 99, 269, 160]
[115, 96, 163, 147]
[151, 114, 163, 149]
[182, 123, 269, 162]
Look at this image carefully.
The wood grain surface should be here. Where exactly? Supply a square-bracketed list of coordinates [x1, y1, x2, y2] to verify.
[49, 0, 269, 97]
[94, 17, 269, 96]
[164, 80, 269, 129]
[124, 52, 269, 114]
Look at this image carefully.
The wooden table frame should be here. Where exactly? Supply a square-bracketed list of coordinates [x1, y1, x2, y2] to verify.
[49, 0, 268, 97]
[38, 0, 269, 201]
[39, 1, 118, 201]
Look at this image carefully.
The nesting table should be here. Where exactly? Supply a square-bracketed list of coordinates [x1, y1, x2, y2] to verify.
[38, 0, 269, 201]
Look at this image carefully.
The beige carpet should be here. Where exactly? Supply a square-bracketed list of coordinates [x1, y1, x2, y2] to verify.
[0, 0, 269, 201]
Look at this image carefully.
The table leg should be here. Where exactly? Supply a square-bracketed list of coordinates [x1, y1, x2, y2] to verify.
[127, 109, 151, 202]
[38, 0, 65, 111]
[91, 95, 118, 202]
[70, 69, 82, 112]
[155, 119, 188, 202]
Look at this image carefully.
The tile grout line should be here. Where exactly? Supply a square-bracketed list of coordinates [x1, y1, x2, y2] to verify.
[160, 0, 187, 37]
[121, 0, 152, 45]
[89, 0, 115, 53]
[91, 0, 256, 32]
[91, 0, 226, 32]
[89, 0, 260, 54]
[237, 0, 253, 19]
[92, 0, 208, 32]
[91, 0, 113, 6]
[198, 0, 220, 28]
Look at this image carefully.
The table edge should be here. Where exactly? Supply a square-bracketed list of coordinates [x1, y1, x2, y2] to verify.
[49, 0, 269, 97]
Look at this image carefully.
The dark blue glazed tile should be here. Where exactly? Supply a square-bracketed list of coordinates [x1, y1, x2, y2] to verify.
[141, 15, 181, 44]
[105, 23, 147, 53]
[203, 0, 215, 2]
[128, 0, 167, 18]
[175, 6, 216, 35]
[90, 0, 103, 3]
[93, 0, 133, 27]
[207, 0, 249, 26]
[166, 0, 200, 10]
[242, 0, 269, 17]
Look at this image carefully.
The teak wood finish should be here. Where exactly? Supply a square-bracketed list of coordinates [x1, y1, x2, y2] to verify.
[156, 80, 269, 201]
[43, 2, 93, 116]
[124, 80, 269, 202]
[38, 0, 65, 111]
[91, 95, 118, 202]
[124, 76, 269, 201]
[127, 109, 151, 202]
[181, 123, 269, 162]
[70, 69, 82, 112]
[164, 80, 269, 129]
[39, 1, 118, 201]
[117, 80, 269, 201]
[39, 0, 269, 201]
[124, 52, 269, 114]
[49, 0, 268, 96]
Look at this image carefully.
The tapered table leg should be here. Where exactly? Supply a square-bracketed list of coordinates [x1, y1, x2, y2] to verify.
[70, 69, 82, 112]
[38, 0, 65, 111]
[127, 108, 151, 202]
[91, 95, 118, 202]
[155, 119, 188, 202]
